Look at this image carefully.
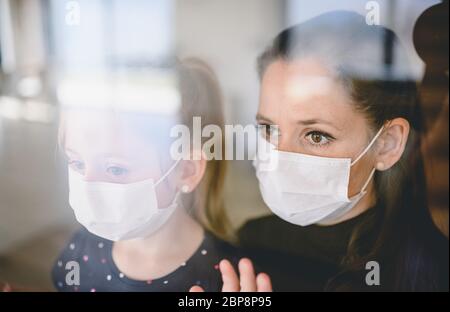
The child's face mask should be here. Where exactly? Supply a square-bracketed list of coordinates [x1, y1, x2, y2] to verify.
[68, 159, 181, 241]
[253, 126, 384, 226]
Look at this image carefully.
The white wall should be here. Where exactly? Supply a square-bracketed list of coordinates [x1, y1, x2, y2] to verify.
[175, 0, 283, 125]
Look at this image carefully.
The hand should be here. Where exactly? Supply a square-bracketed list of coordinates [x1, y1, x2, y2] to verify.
[190, 258, 272, 292]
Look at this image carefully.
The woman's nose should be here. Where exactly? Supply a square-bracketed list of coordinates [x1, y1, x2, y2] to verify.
[277, 135, 296, 153]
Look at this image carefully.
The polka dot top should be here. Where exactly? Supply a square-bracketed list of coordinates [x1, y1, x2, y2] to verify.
[52, 227, 241, 292]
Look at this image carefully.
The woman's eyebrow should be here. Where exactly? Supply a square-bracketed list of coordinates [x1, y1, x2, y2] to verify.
[256, 113, 275, 124]
[297, 118, 343, 131]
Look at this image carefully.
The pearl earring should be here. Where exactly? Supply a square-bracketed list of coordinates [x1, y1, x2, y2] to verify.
[376, 162, 384, 170]
[181, 185, 190, 193]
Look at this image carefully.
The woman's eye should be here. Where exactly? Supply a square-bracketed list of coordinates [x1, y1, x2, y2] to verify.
[258, 124, 279, 143]
[305, 131, 333, 146]
[107, 166, 128, 176]
[69, 160, 85, 172]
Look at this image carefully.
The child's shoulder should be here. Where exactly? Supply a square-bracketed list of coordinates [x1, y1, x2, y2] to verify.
[51, 227, 111, 291]
[60, 227, 109, 257]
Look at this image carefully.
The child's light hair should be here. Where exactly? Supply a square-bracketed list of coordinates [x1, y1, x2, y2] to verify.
[176, 58, 230, 240]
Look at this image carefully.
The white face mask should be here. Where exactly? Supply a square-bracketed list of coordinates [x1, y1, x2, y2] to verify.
[254, 126, 384, 226]
[68, 160, 181, 241]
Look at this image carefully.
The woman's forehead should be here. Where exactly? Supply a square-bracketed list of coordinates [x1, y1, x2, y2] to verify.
[259, 60, 358, 129]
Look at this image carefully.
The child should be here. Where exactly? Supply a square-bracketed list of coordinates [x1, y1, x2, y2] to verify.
[52, 59, 240, 292]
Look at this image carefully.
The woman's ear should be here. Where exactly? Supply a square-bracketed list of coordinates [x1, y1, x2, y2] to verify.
[374, 118, 410, 171]
[177, 150, 207, 193]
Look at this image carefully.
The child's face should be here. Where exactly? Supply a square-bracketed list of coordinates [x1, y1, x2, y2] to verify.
[63, 110, 177, 207]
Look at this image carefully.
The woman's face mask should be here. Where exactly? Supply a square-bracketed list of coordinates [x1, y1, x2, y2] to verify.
[253, 126, 384, 226]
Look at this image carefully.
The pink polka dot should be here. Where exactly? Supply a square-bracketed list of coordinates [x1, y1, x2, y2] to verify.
[90, 288, 96, 292]
[214, 264, 219, 270]
[83, 255, 89, 262]
[146, 280, 152, 284]
[101, 258, 106, 264]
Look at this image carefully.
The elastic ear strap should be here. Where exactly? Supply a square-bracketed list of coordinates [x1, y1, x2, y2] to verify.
[351, 126, 385, 166]
[155, 158, 182, 186]
[171, 190, 182, 206]
[361, 168, 376, 193]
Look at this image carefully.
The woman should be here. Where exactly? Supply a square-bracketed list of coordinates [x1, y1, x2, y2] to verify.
[192, 11, 448, 292]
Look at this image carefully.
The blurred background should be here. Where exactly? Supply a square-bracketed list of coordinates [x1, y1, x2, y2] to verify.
[0, 0, 447, 290]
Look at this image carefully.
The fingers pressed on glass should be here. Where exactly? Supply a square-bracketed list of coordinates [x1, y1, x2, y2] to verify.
[219, 259, 240, 292]
[238, 258, 257, 292]
[189, 285, 205, 292]
[256, 273, 273, 292]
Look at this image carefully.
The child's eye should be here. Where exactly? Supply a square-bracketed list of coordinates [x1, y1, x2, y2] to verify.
[305, 131, 334, 146]
[106, 166, 128, 176]
[69, 160, 85, 172]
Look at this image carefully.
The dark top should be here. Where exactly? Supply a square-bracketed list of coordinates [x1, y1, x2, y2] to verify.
[52, 227, 241, 292]
[238, 210, 449, 292]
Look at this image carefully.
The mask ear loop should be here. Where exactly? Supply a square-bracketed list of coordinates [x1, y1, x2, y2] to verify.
[154, 158, 184, 209]
[155, 158, 182, 186]
[359, 168, 376, 194]
[350, 126, 385, 166]
[170, 189, 183, 206]
[352, 125, 386, 196]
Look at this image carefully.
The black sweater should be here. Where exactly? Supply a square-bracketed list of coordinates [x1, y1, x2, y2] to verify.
[238, 209, 449, 292]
